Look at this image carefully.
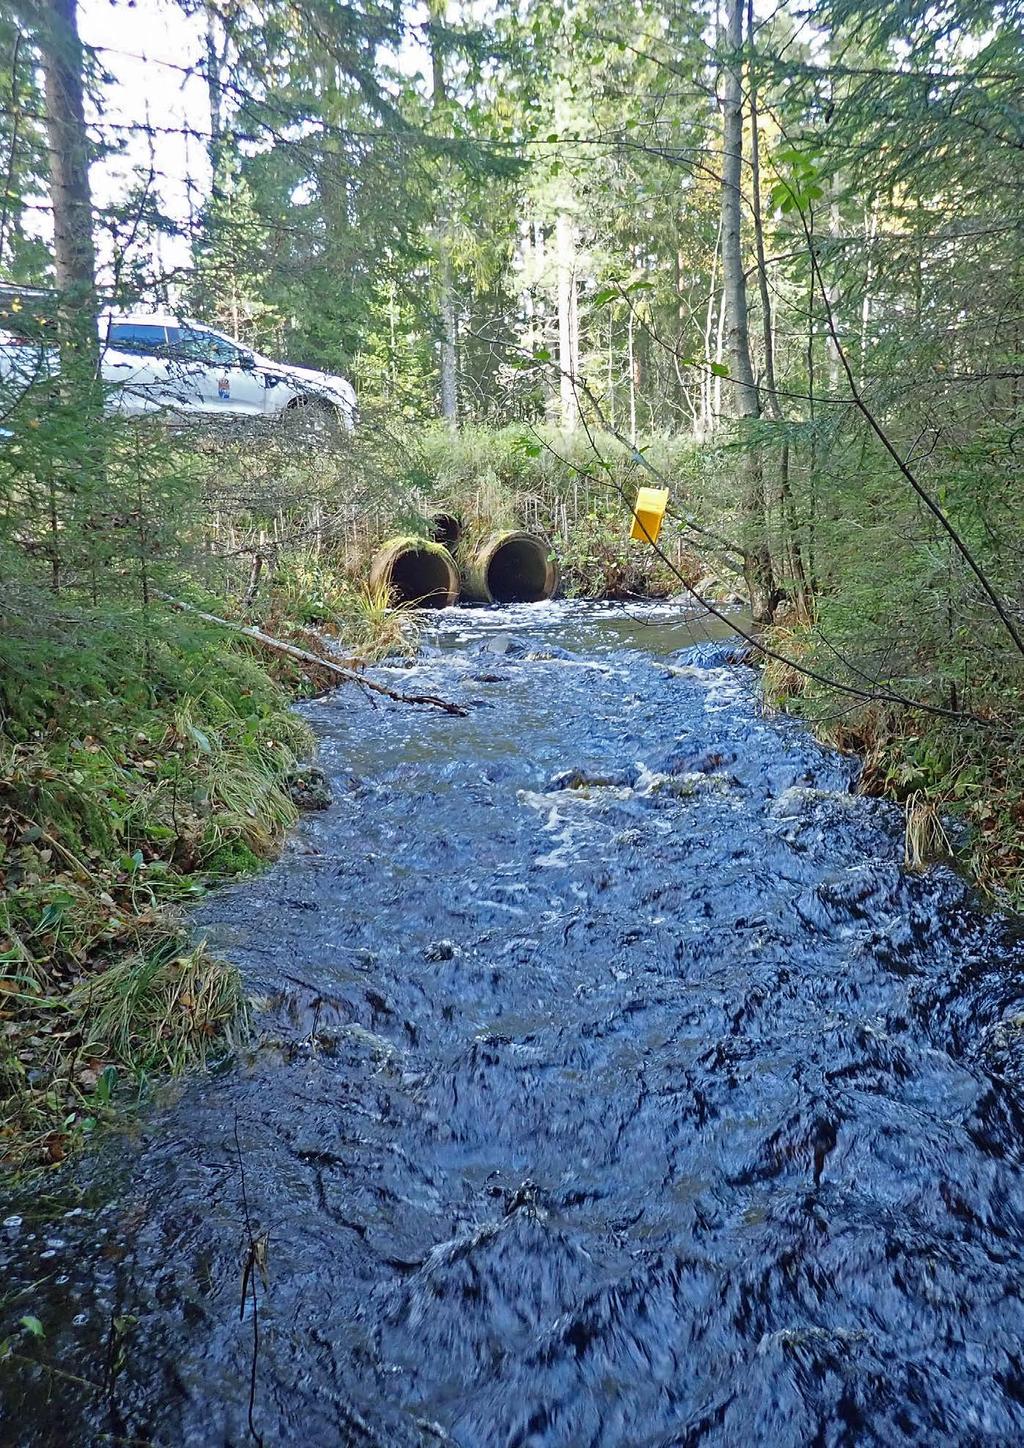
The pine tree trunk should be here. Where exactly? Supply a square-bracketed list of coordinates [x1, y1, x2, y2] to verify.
[747, 0, 807, 604]
[718, 0, 776, 621]
[39, 0, 99, 587]
[205, 5, 225, 188]
[429, 1, 457, 427]
[40, 0, 97, 381]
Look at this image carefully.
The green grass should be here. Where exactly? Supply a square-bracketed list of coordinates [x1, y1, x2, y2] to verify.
[68, 939, 249, 1077]
[0, 596, 313, 1173]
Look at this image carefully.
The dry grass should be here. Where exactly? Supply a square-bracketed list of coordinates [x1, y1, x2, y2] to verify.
[67, 940, 249, 1075]
[903, 789, 953, 871]
[342, 580, 423, 661]
[761, 625, 810, 710]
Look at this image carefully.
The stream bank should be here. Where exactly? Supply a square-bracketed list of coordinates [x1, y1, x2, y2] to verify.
[3, 599, 1024, 1446]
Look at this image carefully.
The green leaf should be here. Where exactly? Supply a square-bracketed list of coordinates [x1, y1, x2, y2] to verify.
[19, 1316, 44, 1339]
[591, 286, 620, 306]
[709, 362, 730, 377]
[35, 904, 63, 933]
[188, 723, 212, 754]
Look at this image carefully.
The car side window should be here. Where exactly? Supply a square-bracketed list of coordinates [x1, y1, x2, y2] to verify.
[179, 327, 243, 365]
[108, 323, 169, 355]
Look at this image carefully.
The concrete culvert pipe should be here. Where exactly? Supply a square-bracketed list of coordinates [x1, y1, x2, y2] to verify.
[369, 537, 460, 608]
[462, 531, 559, 604]
[429, 512, 463, 548]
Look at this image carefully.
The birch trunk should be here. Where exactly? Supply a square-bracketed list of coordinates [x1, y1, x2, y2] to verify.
[556, 209, 579, 432]
[699, 216, 722, 439]
[554, 79, 579, 432]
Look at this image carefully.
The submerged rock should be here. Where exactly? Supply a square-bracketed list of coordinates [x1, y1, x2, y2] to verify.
[658, 741, 737, 776]
[547, 766, 639, 791]
[424, 939, 461, 961]
[523, 644, 580, 662]
[478, 633, 529, 658]
[669, 639, 749, 669]
[285, 765, 332, 810]
[769, 785, 857, 820]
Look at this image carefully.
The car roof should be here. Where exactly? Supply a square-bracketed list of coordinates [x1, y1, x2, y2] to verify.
[104, 311, 210, 330]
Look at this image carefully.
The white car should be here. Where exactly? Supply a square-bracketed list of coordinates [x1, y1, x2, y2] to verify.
[0, 309, 356, 427]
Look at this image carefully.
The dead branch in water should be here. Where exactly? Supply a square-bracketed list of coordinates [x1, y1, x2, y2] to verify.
[155, 592, 469, 716]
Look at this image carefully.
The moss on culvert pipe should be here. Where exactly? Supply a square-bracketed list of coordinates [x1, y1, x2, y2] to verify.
[368, 536, 459, 608]
[461, 531, 559, 604]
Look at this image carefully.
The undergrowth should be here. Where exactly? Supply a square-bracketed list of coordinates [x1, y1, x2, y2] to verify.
[0, 596, 314, 1173]
[760, 616, 1024, 908]
[414, 424, 700, 598]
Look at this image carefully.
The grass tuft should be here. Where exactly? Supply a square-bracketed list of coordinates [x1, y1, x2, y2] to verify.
[68, 940, 249, 1076]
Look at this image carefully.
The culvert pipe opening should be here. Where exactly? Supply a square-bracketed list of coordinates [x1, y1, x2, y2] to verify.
[368, 538, 460, 609]
[462, 531, 559, 604]
[429, 512, 463, 548]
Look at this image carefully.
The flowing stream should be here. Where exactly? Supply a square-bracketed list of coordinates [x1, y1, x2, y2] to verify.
[5, 600, 1024, 1445]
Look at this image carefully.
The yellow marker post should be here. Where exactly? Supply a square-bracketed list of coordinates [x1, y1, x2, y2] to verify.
[629, 486, 669, 545]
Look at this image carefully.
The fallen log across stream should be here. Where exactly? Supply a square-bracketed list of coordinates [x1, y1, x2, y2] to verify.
[155, 592, 469, 716]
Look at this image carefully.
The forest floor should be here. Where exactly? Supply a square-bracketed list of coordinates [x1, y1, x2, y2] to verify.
[0, 586, 397, 1175]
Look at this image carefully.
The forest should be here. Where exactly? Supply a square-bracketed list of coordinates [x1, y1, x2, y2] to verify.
[7, 0, 1024, 1439]
[1, 0, 1023, 1158]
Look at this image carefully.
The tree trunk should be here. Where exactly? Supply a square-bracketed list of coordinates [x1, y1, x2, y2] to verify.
[718, 0, 776, 621]
[429, 0, 457, 427]
[699, 216, 722, 439]
[554, 78, 579, 433]
[747, 0, 807, 603]
[627, 307, 636, 444]
[40, 0, 98, 382]
[39, 0, 99, 588]
[205, 5, 226, 188]
[556, 208, 579, 432]
[439, 247, 458, 425]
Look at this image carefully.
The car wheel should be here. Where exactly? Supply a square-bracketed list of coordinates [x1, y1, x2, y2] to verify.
[284, 395, 339, 440]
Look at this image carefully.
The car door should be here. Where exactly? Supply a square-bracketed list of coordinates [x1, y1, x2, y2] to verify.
[103, 322, 183, 412]
[176, 326, 269, 415]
